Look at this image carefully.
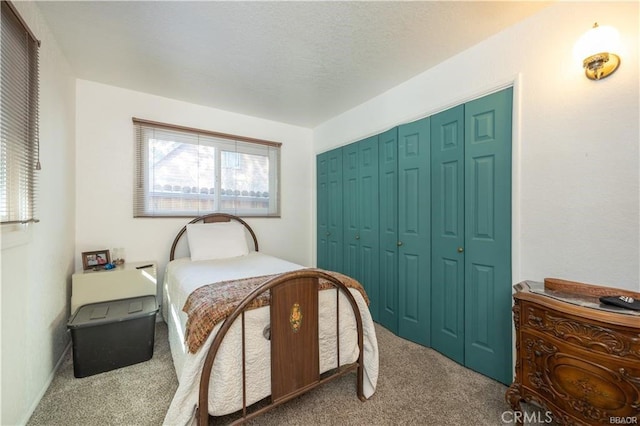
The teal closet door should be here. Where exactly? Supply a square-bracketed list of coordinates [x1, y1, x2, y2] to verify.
[430, 105, 465, 364]
[463, 88, 512, 385]
[326, 148, 344, 273]
[343, 137, 380, 320]
[343, 144, 359, 280]
[317, 147, 343, 272]
[317, 152, 329, 269]
[397, 118, 431, 346]
[378, 127, 399, 334]
[357, 136, 380, 321]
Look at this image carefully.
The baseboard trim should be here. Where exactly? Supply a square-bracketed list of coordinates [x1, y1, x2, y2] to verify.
[20, 340, 72, 425]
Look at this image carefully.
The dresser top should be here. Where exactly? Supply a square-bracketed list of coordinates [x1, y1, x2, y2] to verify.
[517, 280, 640, 318]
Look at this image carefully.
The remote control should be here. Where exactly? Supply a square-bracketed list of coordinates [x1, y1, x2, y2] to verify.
[599, 295, 640, 311]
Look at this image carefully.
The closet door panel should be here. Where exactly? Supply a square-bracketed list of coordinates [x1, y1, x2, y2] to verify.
[378, 128, 399, 333]
[464, 88, 513, 385]
[397, 118, 430, 347]
[466, 264, 495, 351]
[431, 105, 465, 364]
[400, 252, 420, 320]
[343, 145, 360, 280]
[327, 149, 344, 273]
[317, 153, 329, 269]
[358, 136, 380, 320]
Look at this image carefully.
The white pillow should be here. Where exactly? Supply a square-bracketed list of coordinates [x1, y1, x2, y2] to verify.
[186, 222, 249, 261]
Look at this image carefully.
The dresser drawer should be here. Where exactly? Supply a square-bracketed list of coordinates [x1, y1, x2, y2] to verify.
[521, 301, 640, 361]
[521, 329, 640, 424]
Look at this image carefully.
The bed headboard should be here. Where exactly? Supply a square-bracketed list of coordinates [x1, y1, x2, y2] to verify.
[169, 213, 259, 261]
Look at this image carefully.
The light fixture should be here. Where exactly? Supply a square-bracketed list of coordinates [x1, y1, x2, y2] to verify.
[573, 22, 621, 80]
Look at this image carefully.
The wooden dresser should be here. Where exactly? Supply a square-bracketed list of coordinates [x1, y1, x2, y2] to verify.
[506, 278, 640, 425]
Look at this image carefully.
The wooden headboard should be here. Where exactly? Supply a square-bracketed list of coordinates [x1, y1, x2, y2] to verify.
[169, 213, 259, 261]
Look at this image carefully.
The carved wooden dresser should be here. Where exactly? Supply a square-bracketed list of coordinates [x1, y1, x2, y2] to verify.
[506, 278, 640, 425]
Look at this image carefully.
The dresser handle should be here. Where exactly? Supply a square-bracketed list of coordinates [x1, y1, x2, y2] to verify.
[355, 235, 360, 240]
[534, 351, 542, 357]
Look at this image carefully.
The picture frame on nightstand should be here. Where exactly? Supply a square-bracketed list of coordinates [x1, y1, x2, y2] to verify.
[81, 249, 111, 270]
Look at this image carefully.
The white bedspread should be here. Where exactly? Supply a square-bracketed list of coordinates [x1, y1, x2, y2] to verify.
[162, 253, 379, 425]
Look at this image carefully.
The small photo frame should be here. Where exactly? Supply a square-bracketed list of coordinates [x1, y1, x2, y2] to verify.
[82, 249, 111, 270]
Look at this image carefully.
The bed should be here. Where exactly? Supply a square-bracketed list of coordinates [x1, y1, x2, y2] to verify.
[162, 213, 379, 425]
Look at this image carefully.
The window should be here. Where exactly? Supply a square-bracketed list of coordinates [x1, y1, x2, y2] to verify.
[1, 1, 40, 225]
[133, 118, 281, 218]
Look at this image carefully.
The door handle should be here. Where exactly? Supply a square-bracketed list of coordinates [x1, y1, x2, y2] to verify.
[397, 241, 403, 247]
[457, 247, 464, 253]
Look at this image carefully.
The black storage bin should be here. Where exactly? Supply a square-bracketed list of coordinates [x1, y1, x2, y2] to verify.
[67, 295, 158, 378]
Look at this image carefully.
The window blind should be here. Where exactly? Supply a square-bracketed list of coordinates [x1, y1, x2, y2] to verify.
[133, 118, 281, 218]
[1, 1, 40, 224]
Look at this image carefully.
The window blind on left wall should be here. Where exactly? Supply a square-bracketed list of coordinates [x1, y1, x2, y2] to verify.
[1, 1, 40, 224]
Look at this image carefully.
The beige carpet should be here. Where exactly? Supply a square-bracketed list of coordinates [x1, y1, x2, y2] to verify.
[27, 322, 177, 426]
[28, 322, 523, 425]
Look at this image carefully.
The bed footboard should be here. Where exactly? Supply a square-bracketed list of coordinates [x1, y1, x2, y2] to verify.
[197, 269, 365, 425]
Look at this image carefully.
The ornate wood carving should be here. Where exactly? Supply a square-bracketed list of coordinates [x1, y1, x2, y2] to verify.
[524, 306, 640, 360]
[512, 301, 521, 372]
[513, 300, 521, 331]
[523, 337, 557, 397]
[505, 382, 523, 411]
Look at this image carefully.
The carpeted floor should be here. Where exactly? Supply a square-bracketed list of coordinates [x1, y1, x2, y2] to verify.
[27, 322, 178, 426]
[28, 322, 526, 425]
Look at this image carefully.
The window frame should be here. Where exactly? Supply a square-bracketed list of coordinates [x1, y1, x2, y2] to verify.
[133, 118, 282, 218]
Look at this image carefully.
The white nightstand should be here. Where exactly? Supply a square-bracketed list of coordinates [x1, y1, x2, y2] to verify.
[71, 261, 157, 315]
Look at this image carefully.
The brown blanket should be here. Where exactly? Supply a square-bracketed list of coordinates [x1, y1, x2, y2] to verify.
[182, 268, 369, 353]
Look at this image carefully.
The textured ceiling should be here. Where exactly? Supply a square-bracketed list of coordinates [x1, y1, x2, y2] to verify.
[35, 1, 549, 127]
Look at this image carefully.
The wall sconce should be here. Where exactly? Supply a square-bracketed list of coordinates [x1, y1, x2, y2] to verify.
[573, 23, 621, 80]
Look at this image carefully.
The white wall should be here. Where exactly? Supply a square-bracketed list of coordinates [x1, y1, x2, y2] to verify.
[313, 2, 639, 291]
[0, 2, 76, 424]
[75, 81, 314, 302]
